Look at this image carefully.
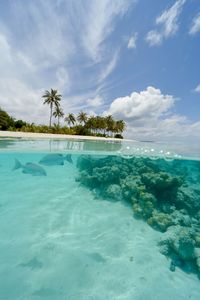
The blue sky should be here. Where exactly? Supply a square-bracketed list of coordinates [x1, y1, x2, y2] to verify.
[0, 0, 200, 141]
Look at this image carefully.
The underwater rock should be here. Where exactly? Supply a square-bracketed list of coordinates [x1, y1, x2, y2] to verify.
[121, 175, 144, 200]
[105, 184, 122, 201]
[132, 192, 156, 219]
[147, 211, 173, 232]
[76, 155, 200, 278]
[176, 188, 200, 215]
[194, 232, 200, 247]
[170, 260, 176, 272]
[141, 171, 183, 201]
[171, 210, 192, 227]
[158, 224, 199, 275]
[159, 226, 195, 260]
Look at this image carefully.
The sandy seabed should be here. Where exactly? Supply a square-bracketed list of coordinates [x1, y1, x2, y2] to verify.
[0, 152, 199, 300]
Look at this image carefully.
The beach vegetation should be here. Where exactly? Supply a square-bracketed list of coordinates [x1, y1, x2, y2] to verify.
[0, 97, 126, 138]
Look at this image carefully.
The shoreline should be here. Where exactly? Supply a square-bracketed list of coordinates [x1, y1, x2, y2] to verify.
[0, 130, 134, 142]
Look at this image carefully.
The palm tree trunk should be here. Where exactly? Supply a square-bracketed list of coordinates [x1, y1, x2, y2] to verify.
[50, 103, 53, 127]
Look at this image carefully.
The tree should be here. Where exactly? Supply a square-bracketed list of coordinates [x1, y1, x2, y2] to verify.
[85, 116, 96, 134]
[53, 105, 64, 126]
[105, 115, 115, 136]
[116, 120, 125, 134]
[0, 108, 14, 130]
[77, 111, 88, 125]
[42, 89, 62, 127]
[65, 113, 76, 128]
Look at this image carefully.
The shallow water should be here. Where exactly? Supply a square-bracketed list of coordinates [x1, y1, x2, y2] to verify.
[0, 139, 200, 300]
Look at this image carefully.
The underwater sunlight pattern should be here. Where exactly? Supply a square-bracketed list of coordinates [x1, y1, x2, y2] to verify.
[0, 138, 200, 300]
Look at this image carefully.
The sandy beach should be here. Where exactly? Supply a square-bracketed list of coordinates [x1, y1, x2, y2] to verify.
[0, 130, 133, 142]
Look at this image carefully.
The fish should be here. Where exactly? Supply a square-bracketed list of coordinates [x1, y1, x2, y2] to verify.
[65, 154, 73, 164]
[13, 159, 47, 176]
[39, 153, 73, 166]
[39, 154, 65, 166]
[19, 257, 43, 270]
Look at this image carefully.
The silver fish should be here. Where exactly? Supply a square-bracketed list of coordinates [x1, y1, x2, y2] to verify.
[39, 153, 73, 166]
[39, 154, 65, 166]
[65, 154, 73, 164]
[13, 159, 47, 176]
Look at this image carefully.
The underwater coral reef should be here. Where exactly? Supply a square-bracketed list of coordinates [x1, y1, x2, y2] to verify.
[76, 155, 200, 278]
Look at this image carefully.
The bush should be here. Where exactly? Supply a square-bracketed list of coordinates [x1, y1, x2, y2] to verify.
[114, 133, 123, 139]
[0, 108, 14, 130]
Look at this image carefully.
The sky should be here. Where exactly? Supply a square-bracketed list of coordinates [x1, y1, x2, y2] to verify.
[0, 0, 200, 142]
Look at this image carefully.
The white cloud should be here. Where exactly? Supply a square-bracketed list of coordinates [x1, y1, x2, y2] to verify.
[98, 50, 119, 83]
[86, 96, 103, 107]
[0, 78, 48, 123]
[146, 30, 162, 46]
[104, 86, 200, 142]
[105, 86, 174, 121]
[194, 84, 200, 93]
[189, 13, 200, 35]
[56, 68, 71, 93]
[10, 0, 75, 67]
[127, 33, 137, 49]
[146, 0, 186, 46]
[82, 0, 134, 62]
[0, 33, 12, 66]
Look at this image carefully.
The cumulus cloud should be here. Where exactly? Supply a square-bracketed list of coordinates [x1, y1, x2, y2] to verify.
[146, 0, 186, 46]
[189, 13, 200, 35]
[127, 33, 137, 49]
[105, 86, 174, 121]
[104, 86, 200, 142]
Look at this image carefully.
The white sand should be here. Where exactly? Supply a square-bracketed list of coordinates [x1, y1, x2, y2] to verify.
[0, 130, 134, 142]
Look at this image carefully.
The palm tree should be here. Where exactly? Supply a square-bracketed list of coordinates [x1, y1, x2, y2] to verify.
[42, 89, 62, 127]
[77, 111, 88, 125]
[105, 115, 115, 136]
[85, 116, 97, 134]
[65, 113, 76, 128]
[53, 105, 64, 126]
[116, 120, 125, 134]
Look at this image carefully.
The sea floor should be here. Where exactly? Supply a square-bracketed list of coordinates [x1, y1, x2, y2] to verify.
[0, 153, 199, 300]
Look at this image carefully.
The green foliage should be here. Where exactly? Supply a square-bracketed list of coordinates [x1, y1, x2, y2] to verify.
[14, 119, 27, 129]
[73, 125, 91, 136]
[114, 134, 123, 139]
[0, 108, 15, 130]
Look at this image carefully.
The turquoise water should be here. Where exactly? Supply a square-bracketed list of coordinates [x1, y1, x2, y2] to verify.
[0, 138, 200, 300]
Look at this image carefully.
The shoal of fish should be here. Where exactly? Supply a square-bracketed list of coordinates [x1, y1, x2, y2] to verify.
[13, 153, 73, 176]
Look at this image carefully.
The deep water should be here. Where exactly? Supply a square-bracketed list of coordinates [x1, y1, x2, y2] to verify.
[0, 149, 200, 300]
